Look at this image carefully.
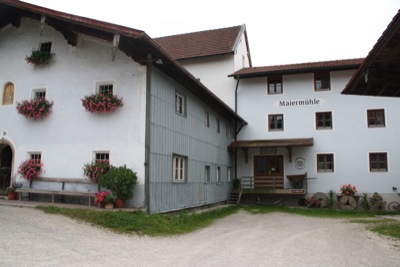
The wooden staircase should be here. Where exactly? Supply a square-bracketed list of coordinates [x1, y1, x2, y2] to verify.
[226, 189, 242, 204]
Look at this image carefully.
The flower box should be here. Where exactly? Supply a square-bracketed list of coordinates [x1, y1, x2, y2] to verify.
[81, 94, 123, 113]
[25, 49, 54, 66]
[17, 159, 43, 180]
[16, 98, 54, 120]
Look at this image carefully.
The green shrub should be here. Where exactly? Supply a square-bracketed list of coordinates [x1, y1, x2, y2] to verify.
[98, 165, 137, 200]
[370, 192, 386, 211]
[360, 192, 371, 211]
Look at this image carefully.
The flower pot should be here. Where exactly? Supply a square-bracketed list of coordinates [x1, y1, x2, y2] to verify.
[7, 191, 17, 200]
[98, 203, 105, 208]
[114, 198, 126, 208]
[104, 203, 114, 209]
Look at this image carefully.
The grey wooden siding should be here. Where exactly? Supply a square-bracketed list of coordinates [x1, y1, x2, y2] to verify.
[149, 68, 233, 213]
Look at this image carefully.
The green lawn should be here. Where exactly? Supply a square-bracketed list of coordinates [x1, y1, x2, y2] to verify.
[37, 205, 400, 239]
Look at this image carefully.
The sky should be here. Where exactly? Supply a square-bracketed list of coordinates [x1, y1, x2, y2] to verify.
[23, 0, 399, 67]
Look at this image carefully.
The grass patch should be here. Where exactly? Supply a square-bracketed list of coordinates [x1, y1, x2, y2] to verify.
[37, 205, 240, 236]
[36, 205, 400, 240]
[242, 205, 379, 218]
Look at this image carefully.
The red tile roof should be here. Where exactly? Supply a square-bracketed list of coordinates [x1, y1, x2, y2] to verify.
[154, 25, 244, 60]
[230, 58, 365, 78]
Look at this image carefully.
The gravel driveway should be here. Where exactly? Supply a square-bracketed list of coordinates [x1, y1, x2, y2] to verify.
[1, 205, 400, 267]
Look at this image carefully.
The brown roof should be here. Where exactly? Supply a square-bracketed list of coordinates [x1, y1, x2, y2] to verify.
[0, 0, 246, 124]
[228, 138, 314, 149]
[342, 10, 400, 97]
[154, 25, 245, 60]
[230, 58, 365, 78]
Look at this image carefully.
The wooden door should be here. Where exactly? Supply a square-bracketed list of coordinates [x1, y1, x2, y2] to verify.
[254, 155, 284, 189]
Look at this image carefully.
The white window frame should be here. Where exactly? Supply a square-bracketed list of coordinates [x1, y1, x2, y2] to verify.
[29, 152, 42, 161]
[96, 82, 115, 95]
[175, 92, 186, 116]
[32, 88, 46, 100]
[205, 111, 210, 127]
[216, 166, 221, 184]
[94, 152, 110, 162]
[205, 165, 211, 183]
[173, 155, 186, 182]
[227, 167, 232, 182]
[226, 123, 233, 139]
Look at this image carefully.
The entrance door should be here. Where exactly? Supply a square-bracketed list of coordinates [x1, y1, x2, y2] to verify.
[254, 155, 284, 189]
[0, 145, 12, 192]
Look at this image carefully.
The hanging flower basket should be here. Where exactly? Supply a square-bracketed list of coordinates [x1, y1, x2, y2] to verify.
[81, 94, 123, 113]
[16, 98, 54, 120]
[25, 49, 55, 66]
[18, 159, 43, 180]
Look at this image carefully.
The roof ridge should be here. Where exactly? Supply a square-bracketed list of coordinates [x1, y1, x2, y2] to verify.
[250, 58, 365, 69]
[154, 25, 243, 39]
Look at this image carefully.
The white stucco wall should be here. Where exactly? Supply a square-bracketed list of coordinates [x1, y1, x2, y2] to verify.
[0, 18, 147, 207]
[233, 31, 251, 71]
[236, 70, 400, 195]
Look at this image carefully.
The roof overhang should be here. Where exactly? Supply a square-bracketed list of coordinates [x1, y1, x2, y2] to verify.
[342, 10, 400, 97]
[228, 138, 313, 163]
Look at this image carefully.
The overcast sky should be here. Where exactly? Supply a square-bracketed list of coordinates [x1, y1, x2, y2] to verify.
[24, 0, 399, 66]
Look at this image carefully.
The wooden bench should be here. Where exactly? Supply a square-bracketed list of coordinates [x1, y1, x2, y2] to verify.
[15, 178, 99, 206]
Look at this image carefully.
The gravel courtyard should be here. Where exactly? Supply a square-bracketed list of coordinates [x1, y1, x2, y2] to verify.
[1, 205, 400, 267]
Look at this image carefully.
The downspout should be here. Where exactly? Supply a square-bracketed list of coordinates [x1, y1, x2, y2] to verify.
[234, 77, 240, 181]
[144, 53, 152, 213]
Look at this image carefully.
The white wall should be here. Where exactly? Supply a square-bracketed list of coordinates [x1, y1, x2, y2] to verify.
[236, 70, 400, 195]
[0, 18, 147, 207]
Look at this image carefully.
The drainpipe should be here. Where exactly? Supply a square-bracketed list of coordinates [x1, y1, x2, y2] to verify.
[234, 77, 240, 181]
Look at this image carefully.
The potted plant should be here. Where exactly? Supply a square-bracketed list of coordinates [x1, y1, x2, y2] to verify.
[83, 160, 110, 182]
[81, 94, 123, 113]
[5, 182, 22, 200]
[25, 49, 55, 66]
[94, 191, 114, 209]
[98, 165, 137, 208]
[17, 159, 43, 180]
[16, 98, 54, 120]
[338, 183, 359, 210]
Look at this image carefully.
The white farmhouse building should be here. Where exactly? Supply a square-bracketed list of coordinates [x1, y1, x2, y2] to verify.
[1, 0, 399, 211]
[0, 0, 245, 213]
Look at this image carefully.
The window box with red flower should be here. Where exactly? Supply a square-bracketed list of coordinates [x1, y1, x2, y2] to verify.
[17, 159, 43, 180]
[81, 94, 123, 113]
[16, 98, 54, 120]
[25, 49, 55, 66]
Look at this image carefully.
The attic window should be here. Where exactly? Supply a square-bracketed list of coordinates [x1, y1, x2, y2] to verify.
[314, 71, 330, 91]
[40, 42, 52, 53]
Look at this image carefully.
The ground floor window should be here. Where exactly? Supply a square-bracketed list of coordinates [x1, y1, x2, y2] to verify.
[216, 166, 221, 184]
[29, 152, 42, 161]
[173, 155, 186, 182]
[317, 154, 334, 172]
[369, 153, 387, 172]
[95, 152, 109, 161]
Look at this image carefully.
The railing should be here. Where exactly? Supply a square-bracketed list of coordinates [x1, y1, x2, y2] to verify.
[240, 176, 284, 190]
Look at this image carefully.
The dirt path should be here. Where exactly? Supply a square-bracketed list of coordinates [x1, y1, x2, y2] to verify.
[1, 206, 399, 266]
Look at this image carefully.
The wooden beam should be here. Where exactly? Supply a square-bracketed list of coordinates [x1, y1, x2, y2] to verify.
[46, 18, 77, 46]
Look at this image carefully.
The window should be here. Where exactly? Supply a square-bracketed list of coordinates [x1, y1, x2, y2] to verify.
[205, 111, 209, 127]
[316, 112, 332, 129]
[367, 109, 385, 128]
[29, 153, 42, 161]
[226, 123, 233, 138]
[369, 153, 388, 172]
[2, 82, 14, 105]
[173, 155, 186, 182]
[33, 89, 46, 100]
[317, 154, 334, 172]
[227, 167, 232, 182]
[268, 114, 284, 131]
[205, 165, 211, 183]
[216, 166, 221, 184]
[40, 42, 52, 53]
[98, 83, 114, 95]
[314, 71, 330, 91]
[95, 152, 109, 161]
[268, 76, 283, 94]
[217, 119, 220, 133]
[175, 92, 185, 116]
